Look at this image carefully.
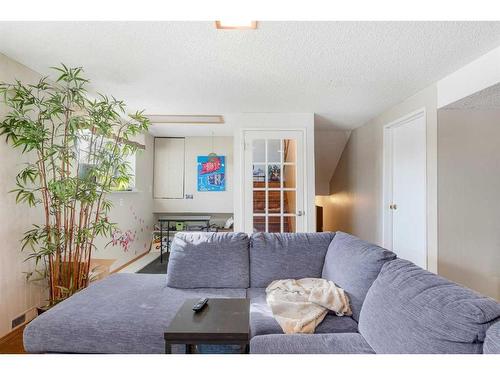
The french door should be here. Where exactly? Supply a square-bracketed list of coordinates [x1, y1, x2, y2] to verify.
[243, 130, 305, 233]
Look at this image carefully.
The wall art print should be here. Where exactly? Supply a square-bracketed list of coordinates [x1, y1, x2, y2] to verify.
[197, 155, 226, 191]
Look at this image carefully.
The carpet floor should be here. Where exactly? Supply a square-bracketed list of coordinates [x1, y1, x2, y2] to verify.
[136, 254, 168, 274]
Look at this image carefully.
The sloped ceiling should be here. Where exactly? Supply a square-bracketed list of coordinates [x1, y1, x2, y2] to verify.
[442, 82, 500, 110]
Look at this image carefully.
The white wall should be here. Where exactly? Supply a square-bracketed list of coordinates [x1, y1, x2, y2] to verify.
[230, 113, 316, 232]
[0, 54, 47, 338]
[314, 129, 351, 196]
[323, 85, 438, 272]
[438, 109, 500, 300]
[152, 114, 315, 233]
[154, 136, 233, 214]
[92, 134, 155, 271]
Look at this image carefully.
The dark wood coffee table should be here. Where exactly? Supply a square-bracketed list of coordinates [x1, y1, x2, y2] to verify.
[164, 298, 250, 354]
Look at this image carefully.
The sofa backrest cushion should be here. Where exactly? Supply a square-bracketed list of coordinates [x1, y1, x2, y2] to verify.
[358, 258, 500, 354]
[166, 232, 250, 288]
[483, 320, 500, 354]
[321, 232, 396, 321]
[249, 232, 336, 288]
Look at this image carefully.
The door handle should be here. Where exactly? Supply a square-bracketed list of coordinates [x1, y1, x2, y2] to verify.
[389, 204, 398, 210]
[297, 210, 304, 216]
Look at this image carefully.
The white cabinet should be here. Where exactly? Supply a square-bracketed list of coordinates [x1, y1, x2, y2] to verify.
[154, 138, 185, 199]
[153, 136, 234, 213]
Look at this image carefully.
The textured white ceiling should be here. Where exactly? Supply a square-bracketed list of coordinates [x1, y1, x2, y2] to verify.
[1, 21, 500, 129]
[442, 82, 500, 110]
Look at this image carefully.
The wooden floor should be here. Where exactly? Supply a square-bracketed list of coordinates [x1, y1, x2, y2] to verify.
[0, 325, 26, 354]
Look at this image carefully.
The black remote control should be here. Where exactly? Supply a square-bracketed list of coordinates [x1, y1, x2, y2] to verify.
[192, 298, 208, 312]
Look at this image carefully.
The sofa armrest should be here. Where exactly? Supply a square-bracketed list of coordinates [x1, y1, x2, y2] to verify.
[484, 320, 500, 354]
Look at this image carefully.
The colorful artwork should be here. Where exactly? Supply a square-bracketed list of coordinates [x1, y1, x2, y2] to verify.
[197, 155, 226, 191]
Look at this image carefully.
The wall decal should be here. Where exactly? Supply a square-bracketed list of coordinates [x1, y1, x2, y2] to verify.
[109, 229, 136, 252]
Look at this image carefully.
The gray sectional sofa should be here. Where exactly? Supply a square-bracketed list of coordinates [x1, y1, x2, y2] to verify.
[23, 231, 500, 354]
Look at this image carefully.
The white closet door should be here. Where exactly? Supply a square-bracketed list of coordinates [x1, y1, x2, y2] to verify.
[383, 112, 427, 269]
[154, 138, 185, 199]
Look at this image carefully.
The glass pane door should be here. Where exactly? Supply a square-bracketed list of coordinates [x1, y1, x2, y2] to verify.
[245, 131, 304, 233]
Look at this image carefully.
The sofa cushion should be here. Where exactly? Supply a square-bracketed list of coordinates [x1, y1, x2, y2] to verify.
[483, 320, 500, 354]
[249, 232, 335, 288]
[23, 273, 247, 354]
[166, 232, 250, 288]
[247, 288, 358, 337]
[250, 333, 375, 354]
[321, 232, 396, 321]
[358, 259, 500, 354]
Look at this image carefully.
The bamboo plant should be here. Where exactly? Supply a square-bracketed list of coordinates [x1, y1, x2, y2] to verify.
[0, 65, 150, 305]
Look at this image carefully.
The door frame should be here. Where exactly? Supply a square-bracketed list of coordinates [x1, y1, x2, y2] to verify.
[382, 108, 427, 266]
[241, 129, 308, 233]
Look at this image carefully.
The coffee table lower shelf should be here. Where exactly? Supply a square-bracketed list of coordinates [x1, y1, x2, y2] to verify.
[164, 340, 249, 354]
[164, 298, 250, 354]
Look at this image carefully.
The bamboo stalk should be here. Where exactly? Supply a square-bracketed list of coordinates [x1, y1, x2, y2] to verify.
[84, 125, 124, 286]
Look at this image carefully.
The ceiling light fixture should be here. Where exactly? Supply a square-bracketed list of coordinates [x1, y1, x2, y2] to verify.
[145, 115, 224, 124]
[215, 20, 257, 30]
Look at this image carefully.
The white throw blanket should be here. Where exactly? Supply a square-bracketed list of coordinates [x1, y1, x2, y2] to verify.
[266, 278, 352, 334]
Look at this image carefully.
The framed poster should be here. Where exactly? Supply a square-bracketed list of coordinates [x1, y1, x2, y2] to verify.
[197, 155, 226, 191]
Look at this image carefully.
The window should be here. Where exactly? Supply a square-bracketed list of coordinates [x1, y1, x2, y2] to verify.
[119, 152, 136, 191]
[77, 131, 136, 192]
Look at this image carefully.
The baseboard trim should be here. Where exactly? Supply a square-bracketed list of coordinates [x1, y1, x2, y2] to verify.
[0, 305, 40, 343]
[112, 249, 151, 274]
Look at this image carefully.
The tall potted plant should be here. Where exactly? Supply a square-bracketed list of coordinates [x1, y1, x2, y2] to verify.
[0, 65, 150, 305]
